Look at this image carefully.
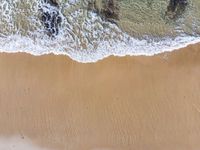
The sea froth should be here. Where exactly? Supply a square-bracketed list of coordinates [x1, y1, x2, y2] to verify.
[0, 32, 200, 63]
[0, 0, 200, 62]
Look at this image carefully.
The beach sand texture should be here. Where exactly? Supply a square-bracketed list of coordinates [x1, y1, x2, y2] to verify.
[0, 44, 200, 150]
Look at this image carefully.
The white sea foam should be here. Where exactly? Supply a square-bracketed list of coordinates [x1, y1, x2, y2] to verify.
[0, 31, 200, 63]
[0, 1, 200, 63]
[0, 136, 51, 150]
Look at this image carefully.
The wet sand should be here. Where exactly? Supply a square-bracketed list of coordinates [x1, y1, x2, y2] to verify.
[0, 44, 200, 150]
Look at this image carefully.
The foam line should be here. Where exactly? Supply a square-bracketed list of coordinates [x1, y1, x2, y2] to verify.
[0, 1, 200, 63]
[0, 33, 200, 63]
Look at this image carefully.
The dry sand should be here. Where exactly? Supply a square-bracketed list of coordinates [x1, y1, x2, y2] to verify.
[0, 44, 200, 150]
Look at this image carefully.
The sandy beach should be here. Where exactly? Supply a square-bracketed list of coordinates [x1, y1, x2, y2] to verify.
[0, 44, 200, 150]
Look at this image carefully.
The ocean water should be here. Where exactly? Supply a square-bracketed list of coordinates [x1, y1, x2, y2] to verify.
[0, 0, 200, 62]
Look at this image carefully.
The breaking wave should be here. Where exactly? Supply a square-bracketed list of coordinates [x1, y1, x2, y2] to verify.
[0, 0, 200, 62]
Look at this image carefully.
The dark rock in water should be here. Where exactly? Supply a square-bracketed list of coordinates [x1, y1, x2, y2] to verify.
[101, 0, 119, 20]
[41, 11, 62, 36]
[41, 0, 62, 36]
[44, 0, 59, 7]
[88, 0, 119, 24]
[87, 1, 95, 11]
[166, 0, 188, 19]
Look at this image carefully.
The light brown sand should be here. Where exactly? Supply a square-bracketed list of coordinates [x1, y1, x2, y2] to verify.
[0, 44, 200, 150]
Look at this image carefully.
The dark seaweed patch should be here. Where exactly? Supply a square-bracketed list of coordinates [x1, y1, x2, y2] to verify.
[166, 0, 188, 19]
[41, 0, 62, 36]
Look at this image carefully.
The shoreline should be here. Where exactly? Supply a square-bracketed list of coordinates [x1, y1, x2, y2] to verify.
[0, 43, 200, 150]
[1, 34, 200, 63]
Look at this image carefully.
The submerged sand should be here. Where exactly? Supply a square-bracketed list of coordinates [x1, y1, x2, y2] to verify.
[0, 44, 200, 150]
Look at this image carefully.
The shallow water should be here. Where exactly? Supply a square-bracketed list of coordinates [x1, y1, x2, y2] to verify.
[119, 0, 200, 37]
[0, 0, 200, 62]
